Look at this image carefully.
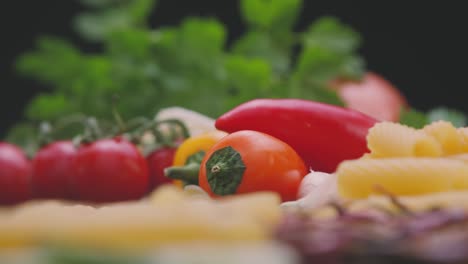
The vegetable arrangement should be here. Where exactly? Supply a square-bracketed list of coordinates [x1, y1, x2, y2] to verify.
[3, 0, 468, 263]
[3, 98, 468, 264]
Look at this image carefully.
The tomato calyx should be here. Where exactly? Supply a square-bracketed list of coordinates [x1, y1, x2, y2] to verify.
[205, 146, 246, 195]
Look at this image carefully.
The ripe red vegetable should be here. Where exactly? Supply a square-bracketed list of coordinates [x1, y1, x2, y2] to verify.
[146, 147, 177, 191]
[31, 141, 76, 200]
[215, 99, 378, 173]
[0, 142, 31, 205]
[199, 130, 307, 201]
[70, 137, 149, 203]
[331, 72, 408, 122]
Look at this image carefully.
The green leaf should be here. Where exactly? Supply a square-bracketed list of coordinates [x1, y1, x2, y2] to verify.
[177, 18, 226, 68]
[128, 0, 157, 23]
[74, 10, 132, 41]
[428, 107, 467, 127]
[399, 108, 429, 128]
[74, 0, 156, 41]
[240, 0, 302, 31]
[16, 37, 83, 89]
[225, 55, 273, 108]
[232, 31, 292, 75]
[152, 18, 226, 76]
[26, 93, 73, 121]
[107, 29, 152, 59]
[303, 16, 361, 54]
[292, 46, 364, 91]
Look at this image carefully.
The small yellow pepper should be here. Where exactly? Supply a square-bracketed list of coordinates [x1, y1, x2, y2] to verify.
[170, 130, 227, 186]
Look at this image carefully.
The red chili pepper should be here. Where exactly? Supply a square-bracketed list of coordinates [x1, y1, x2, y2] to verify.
[215, 99, 378, 173]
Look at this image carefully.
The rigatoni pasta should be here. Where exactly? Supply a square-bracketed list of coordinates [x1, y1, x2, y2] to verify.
[337, 157, 468, 199]
[422, 121, 463, 155]
[366, 122, 442, 157]
[337, 120, 468, 199]
[457, 127, 468, 152]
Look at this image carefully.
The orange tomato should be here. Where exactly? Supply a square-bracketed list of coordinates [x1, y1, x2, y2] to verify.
[199, 130, 307, 201]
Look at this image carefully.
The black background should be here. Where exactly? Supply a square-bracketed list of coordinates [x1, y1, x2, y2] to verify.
[1, 1, 467, 137]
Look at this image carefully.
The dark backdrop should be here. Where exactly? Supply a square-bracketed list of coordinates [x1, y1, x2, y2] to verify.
[1, 1, 467, 137]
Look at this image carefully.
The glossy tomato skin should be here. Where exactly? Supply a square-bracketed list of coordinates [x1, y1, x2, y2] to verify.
[199, 130, 308, 202]
[31, 141, 76, 199]
[146, 147, 176, 191]
[332, 72, 408, 122]
[70, 137, 149, 203]
[0, 142, 31, 205]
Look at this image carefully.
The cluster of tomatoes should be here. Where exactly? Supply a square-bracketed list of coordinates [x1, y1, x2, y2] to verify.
[0, 120, 183, 206]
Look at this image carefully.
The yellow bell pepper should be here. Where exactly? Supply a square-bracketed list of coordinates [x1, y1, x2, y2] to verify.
[171, 130, 227, 186]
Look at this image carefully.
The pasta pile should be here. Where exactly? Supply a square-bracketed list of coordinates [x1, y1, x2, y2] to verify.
[337, 121, 468, 198]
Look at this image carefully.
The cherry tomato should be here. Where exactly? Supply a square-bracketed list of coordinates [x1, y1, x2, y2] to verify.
[0, 142, 31, 205]
[199, 130, 307, 202]
[31, 141, 76, 200]
[70, 137, 149, 203]
[146, 147, 176, 191]
[331, 72, 408, 122]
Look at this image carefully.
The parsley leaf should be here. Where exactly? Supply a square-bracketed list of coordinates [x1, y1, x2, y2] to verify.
[74, 0, 157, 41]
[240, 0, 302, 31]
[232, 31, 292, 76]
[399, 108, 429, 128]
[225, 55, 273, 108]
[303, 16, 362, 54]
[291, 46, 363, 99]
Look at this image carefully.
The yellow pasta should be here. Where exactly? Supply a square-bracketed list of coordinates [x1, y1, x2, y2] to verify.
[457, 127, 468, 152]
[447, 153, 468, 163]
[423, 121, 464, 155]
[367, 122, 442, 157]
[337, 157, 468, 199]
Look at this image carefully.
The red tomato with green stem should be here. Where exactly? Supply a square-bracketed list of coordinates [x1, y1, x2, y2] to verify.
[331, 72, 408, 122]
[199, 130, 308, 202]
[31, 141, 76, 200]
[0, 142, 31, 205]
[70, 137, 149, 203]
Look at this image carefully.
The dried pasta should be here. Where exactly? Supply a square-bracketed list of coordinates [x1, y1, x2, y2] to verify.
[337, 157, 468, 199]
[366, 122, 442, 157]
[457, 127, 468, 152]
[447, 153, 468, 163]
[423, 121, 464, 155]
